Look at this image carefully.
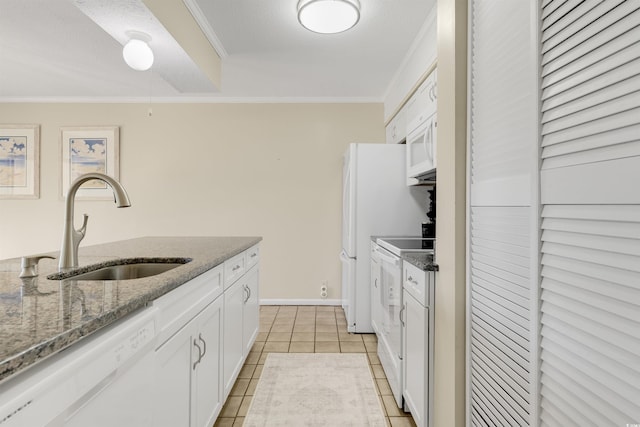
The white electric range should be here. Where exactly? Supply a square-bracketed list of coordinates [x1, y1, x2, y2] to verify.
[371, 237, 434, 408]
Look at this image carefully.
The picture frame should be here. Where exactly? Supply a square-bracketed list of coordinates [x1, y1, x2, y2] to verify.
[60, 126, 120, 200]
[0, 124, 40, 199]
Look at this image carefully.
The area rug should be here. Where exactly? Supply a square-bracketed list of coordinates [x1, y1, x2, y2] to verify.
[243, 353, 387, 426]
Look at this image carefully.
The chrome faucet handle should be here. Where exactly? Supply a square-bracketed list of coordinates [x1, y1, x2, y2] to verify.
[78, 214, 89, 237]
[19, 255, 56, 278]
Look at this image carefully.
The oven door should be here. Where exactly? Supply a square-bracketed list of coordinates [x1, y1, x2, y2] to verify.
[375, 246, 404, 407]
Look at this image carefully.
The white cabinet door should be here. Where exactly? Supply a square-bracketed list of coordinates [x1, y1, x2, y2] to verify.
[153, 321, 194, 427]
[192, 297, 223, 427]
[223, 278, 245, 398]
[403, 290, 428, 427]
[242, 266, 259, 355]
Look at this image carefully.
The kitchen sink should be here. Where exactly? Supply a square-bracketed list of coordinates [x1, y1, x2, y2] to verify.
[48, 258, 191, 281]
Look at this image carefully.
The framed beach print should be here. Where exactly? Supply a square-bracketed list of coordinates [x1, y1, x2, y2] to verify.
[60, 126, 120, 200]
[0, 124, 40, 199]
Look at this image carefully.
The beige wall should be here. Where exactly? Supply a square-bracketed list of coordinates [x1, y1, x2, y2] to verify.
[0, 102, 384, 301]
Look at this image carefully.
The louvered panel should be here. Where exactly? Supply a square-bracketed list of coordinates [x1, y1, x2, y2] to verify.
[472, 267, 531, 300]
[541, 0, 583, 31]
[469, 0, 536, 203]
[471, 354, 529, 423]
[472, 326, 530, 389]
[542, 130, 640, 168]
[542, 1, 622, 45]
[471, 346, 530, 411]
[472, 274, 530, 311]
[542, 216, 640, 239]
[541, 2, 640, 66]
[542, 60, 640, 114]
[469, 1, 537, 425]
[541, 0, 566, 18]
[540, 205, 640, 425]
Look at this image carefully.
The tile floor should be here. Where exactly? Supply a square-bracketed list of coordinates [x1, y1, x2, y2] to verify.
[213, 305, 416, 427]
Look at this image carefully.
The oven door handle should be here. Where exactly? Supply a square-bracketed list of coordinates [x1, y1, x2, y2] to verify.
[373, 248, 400, 266]
[399, 303, 406, 327]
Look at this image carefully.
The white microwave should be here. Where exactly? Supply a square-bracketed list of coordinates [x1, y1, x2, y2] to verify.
[406, 114, 437, 180]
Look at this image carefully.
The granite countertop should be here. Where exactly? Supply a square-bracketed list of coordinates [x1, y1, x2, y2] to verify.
[402, 252, 439, 271]
[0, 236, 261, 384]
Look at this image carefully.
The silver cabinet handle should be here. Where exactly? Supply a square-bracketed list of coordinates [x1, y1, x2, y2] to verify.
[199, 333, 207, 360]
[250, 252, 257, 258]
[193, 338, 202, 370]
[407, 276, 418, 285]
[399, 304, 406, 327]
[232, 264, 241, 271]
[374, 278, 378, 288]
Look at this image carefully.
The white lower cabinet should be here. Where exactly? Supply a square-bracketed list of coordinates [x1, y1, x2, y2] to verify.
[402, 289, 428, 427]
[223, 263, 260, 398]
[153, 294, 223, 427]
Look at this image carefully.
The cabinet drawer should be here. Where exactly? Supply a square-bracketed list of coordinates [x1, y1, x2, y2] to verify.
[245, 244, 260, 269]
[406, 70, 437, 134]
[224, 252, 246, 288]
[386, 107, 407, 144]
[153, 265, 223, 346]
[403, 262, 429, 306]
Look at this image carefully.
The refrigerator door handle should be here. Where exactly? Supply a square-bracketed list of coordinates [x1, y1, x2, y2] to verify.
[340, 250, 353, 262]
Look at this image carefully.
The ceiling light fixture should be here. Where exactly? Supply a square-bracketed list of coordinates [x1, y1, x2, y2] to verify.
[297, 0, 360, 34]
[122, 31, 154, 71]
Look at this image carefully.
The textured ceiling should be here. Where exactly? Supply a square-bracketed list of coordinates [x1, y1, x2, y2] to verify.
[0, 0, 436, 101]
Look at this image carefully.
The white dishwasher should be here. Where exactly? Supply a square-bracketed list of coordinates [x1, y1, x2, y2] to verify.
[0, 307, 157, 427]
[374, 237, 434, 409]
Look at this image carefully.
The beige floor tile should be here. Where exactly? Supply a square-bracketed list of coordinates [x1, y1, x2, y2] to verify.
[339, 332, 363, 342]
[389, 417, 417, 427]
[294, 317, 316, 325]
[246, 378, 259, 395]
[340, 341, 366, 353]
[237, 396, 253, 417]
[297, 305, 316, 312]
[263, 341, 290, 352]
[372, 364, 387, 379]
[293, 324, 315, 332]
[315, 332, 339, 341]
[376, 378, 393, 395]
[365, 340, 378, 353]
[251, 341, 265, 352]
[315, 314, 336, 322]
[267, 332, 292, 341]
[232, 417, 245, 427]
[316, 306, 336, 312]
[252, 365, 263, 378]
[289, 341, 315, 352]
[291, 332, 315, 342]
[213, 417, 235, 426]
[259, 325, 272, 333]
[382, 395, 405, 417]
[245, 351, 261, 364]
[219, 396, 242, 417]
[260, 306, 279, 313]
[238, 364, 256, 379]
[368, 353, 381, 365]
[258, 352, 269, 364]
[316, 324, 338, 333]
[255, 332, 268, 342]
[270, 323, 294, 332]
[278, 306, 298, 313]
[362, 333, 377, 343]
[230, 378, 250, 396]
[314, 341, 340, 352]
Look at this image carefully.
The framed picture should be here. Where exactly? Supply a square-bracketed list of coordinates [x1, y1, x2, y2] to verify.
[0, 124, 40, 199]
[60, 126, 120, 200]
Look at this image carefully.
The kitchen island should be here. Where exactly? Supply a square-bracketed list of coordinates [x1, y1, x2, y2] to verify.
[0, 236, 261, 427]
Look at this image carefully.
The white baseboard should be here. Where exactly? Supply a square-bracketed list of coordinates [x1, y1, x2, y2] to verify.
[259, 299, 342, 306]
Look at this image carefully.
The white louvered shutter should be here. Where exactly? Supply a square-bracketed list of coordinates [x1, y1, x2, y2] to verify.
[467, 0, 539, 426]
[539, 0, 640, 425]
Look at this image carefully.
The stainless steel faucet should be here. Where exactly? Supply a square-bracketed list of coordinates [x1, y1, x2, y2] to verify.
[59, 173, 131, 271]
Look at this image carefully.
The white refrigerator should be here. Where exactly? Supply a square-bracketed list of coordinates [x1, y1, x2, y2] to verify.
[340, 143, 426, 333]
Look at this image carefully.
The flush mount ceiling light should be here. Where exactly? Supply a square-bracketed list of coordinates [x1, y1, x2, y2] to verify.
[297, 0, 360, 34]
[122, 31, 154, 71]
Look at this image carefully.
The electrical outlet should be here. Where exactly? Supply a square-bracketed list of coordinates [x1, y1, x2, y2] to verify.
[320, 281, 328, 299]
